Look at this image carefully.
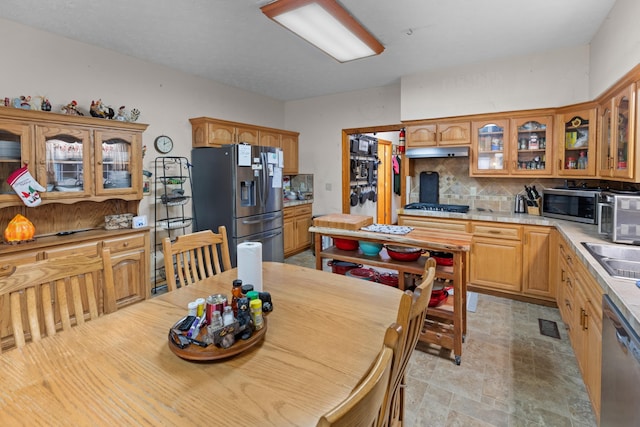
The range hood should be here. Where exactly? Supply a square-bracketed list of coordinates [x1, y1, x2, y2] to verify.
[404, 146, 469, 158]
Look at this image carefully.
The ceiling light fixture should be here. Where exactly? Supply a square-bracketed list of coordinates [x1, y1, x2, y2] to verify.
[260, 0, 384, 63]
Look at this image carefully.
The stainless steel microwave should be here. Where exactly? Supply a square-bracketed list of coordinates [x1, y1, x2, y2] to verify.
[541, 188, 599, 224]
[598, 192, 640, 244]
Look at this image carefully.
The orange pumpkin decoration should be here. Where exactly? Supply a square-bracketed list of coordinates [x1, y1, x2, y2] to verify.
[4, 214, 35, 242]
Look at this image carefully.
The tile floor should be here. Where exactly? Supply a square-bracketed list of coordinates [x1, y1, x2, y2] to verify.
[285, 250, 597, 427]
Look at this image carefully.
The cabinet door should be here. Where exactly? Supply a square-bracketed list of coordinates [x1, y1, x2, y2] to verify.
[406, 124, 437, 148]
[612, 84, 635, 179]
[283, 216, 295, 255]
[281, 133, 298, 175]
[236, 126, 258, 145]
[522, 226, 553, 299]
[557, 108, 597, 176]
[94, 130, 141, 197]
[438, 122, 470, 146]
[35, 125, 92, 200]
[470, 237, 522, 292]
[110, 249, 147, 307]
[510, 116, 553, 175]
[597, 100, 613, 176]
[259, 130, 280, 148]
[584, 297, 602, 422]
[0, 122, 32, 206]
[192, 120, 234, 147]
[470, 119, 509, 176]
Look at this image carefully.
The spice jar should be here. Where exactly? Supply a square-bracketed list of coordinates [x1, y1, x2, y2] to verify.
[250, 299, 264, 331]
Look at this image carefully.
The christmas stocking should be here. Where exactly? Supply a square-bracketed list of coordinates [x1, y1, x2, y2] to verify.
[7, 166, 46, 207]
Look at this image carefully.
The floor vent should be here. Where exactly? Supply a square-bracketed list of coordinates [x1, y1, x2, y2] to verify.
[538, 318, 561, 339]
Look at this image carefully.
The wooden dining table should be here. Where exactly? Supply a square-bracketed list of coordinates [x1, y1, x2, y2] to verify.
[0, 262, 402, 426]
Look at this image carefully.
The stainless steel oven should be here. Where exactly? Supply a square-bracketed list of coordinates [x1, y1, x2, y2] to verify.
[541, 188, 599, 224]
[598, 191, 640, 244]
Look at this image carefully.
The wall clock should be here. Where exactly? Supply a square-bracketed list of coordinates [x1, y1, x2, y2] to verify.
[154, 135, 174, 154]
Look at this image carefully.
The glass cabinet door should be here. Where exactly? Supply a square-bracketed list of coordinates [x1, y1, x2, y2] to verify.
[0, 122, 32, 199]
[471, 119, 509, 175]
[598, 102, 612, 175]
[511, 116, 553, 175]
[35, 125, 91, 199]
[613, 88, 634, 179]
[94, 130, 141, 197]
[559, 108, 596, 176]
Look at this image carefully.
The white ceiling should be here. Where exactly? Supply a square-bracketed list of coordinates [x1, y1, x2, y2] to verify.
[0, 0, 616, 101]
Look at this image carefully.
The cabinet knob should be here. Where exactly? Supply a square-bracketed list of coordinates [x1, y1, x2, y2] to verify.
[97, 161, 102, 165]
[123, 242, 129, 247]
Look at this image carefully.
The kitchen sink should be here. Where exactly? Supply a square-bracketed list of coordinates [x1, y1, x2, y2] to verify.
[582, 242, 640, 280]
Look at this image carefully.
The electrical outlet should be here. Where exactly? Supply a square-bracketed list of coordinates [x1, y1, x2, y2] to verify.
[470, 187, 477, 196]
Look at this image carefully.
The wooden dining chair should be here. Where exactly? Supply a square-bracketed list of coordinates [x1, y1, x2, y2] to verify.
[316, 345, 394, 427]
[162, 226, 231, 291]
[383, 257, 437, 427]
[0, 247, 116, 352]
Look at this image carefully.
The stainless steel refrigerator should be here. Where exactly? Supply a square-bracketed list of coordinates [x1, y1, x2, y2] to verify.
[191, 144, 284, 266]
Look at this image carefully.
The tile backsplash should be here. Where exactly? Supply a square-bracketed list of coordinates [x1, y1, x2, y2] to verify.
[409, 158, 594, 213]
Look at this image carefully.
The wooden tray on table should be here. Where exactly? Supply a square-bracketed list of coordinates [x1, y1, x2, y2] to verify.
[168, 318, 267, 361]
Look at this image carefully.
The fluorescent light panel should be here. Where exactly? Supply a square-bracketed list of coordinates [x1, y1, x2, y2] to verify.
[261, 0, 384, 63]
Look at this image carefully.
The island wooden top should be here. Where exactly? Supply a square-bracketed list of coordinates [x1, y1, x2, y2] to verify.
[309, 225, 472, 252]
[0, 263, 402, 425]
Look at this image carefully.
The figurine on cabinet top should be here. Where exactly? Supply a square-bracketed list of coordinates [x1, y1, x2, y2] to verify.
[90, 99, 114, 119]
[61, 100, 84, 116]
[12, 96, 31, 109]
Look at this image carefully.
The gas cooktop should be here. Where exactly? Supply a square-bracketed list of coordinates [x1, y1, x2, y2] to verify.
[404, 203, 470, 213]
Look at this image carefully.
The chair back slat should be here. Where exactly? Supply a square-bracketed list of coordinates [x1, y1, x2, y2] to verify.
[163, 226, 231, 291]
[0, 247, 116, 352]
[317, 346, 394, 427]
[384, 257, 437, 427]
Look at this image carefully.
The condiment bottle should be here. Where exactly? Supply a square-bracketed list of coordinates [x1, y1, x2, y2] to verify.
[231, 279, 243, 314]
[250, 299, 264, 331]
[241, 284, 254, 296]
[222, 305, 235, 326]
[246, 291, 259, 301]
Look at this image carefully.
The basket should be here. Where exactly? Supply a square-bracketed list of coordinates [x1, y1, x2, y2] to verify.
[159, 176, 187, 185]
[158, 218, 192, 230]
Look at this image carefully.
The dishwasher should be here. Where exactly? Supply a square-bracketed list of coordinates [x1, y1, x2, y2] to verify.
[600, 295, 640, 426]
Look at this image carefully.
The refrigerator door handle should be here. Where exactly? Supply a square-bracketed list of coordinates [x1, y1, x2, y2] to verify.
[260, 230, 282, 240]
[260, 151, 269, 207]
[242, 213, 282, 225]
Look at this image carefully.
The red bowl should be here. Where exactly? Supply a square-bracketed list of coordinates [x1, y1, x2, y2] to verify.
[345, 268, 378, 281]
[386, 245, 423, 262]
[377, 272, 399, 287]
[430, 251, 453, 266]
[334, 238, 359, 251]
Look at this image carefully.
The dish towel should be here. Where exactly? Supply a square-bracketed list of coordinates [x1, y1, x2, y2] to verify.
[360, 224, 413, 235]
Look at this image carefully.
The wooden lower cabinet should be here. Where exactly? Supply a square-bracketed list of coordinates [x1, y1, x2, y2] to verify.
[555, 234, 603, 423]
[399, 214, 555, 302]
[284, 204, 312, 257]
[104, 233, 150, 307]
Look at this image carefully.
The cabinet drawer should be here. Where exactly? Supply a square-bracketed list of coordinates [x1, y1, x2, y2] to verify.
[295, 204, 312, 216]
[398, 216, 469, 232]
[471, 223, 521, 240]
[103, 234, 146, 254]
[43, 242, 100, 258]
[283, 207, 295, 220]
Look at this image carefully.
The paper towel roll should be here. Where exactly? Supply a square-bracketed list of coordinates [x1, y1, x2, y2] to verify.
[237, 242, 263, 292]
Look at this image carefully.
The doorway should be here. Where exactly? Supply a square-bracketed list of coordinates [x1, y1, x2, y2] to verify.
[341, 125, 403, 224]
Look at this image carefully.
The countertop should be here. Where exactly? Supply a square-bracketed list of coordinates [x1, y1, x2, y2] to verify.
[398, 208, 640, 336]
[283, 198, 313, 208]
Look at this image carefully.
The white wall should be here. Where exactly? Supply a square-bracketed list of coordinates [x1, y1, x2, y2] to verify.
[400, 45, 591, 120]
[0, 18, 286, 221]
[589, 0, 640, 97]
[284, 84, 401, 216]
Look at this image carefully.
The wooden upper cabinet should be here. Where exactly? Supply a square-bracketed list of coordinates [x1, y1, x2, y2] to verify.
[470, 119, 510, 176]
[555, 106, 597, 177]
[190, 117, 258, 147]
[0, 121, 32, 206]
[281, 132, 299, 175]
[406, 121, 470, 148]
[510, 115, 553, 176]
[94, 129, 142, 198]
[259, 129, 281, 148]
[597, 83, 636, 180]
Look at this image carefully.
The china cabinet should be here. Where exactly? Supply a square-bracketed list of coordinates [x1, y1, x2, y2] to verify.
[598, 83, 636, 179]
[405, 121, 470, 148]
[555, 106, 597, 177]
[0, 108, 149, 317]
